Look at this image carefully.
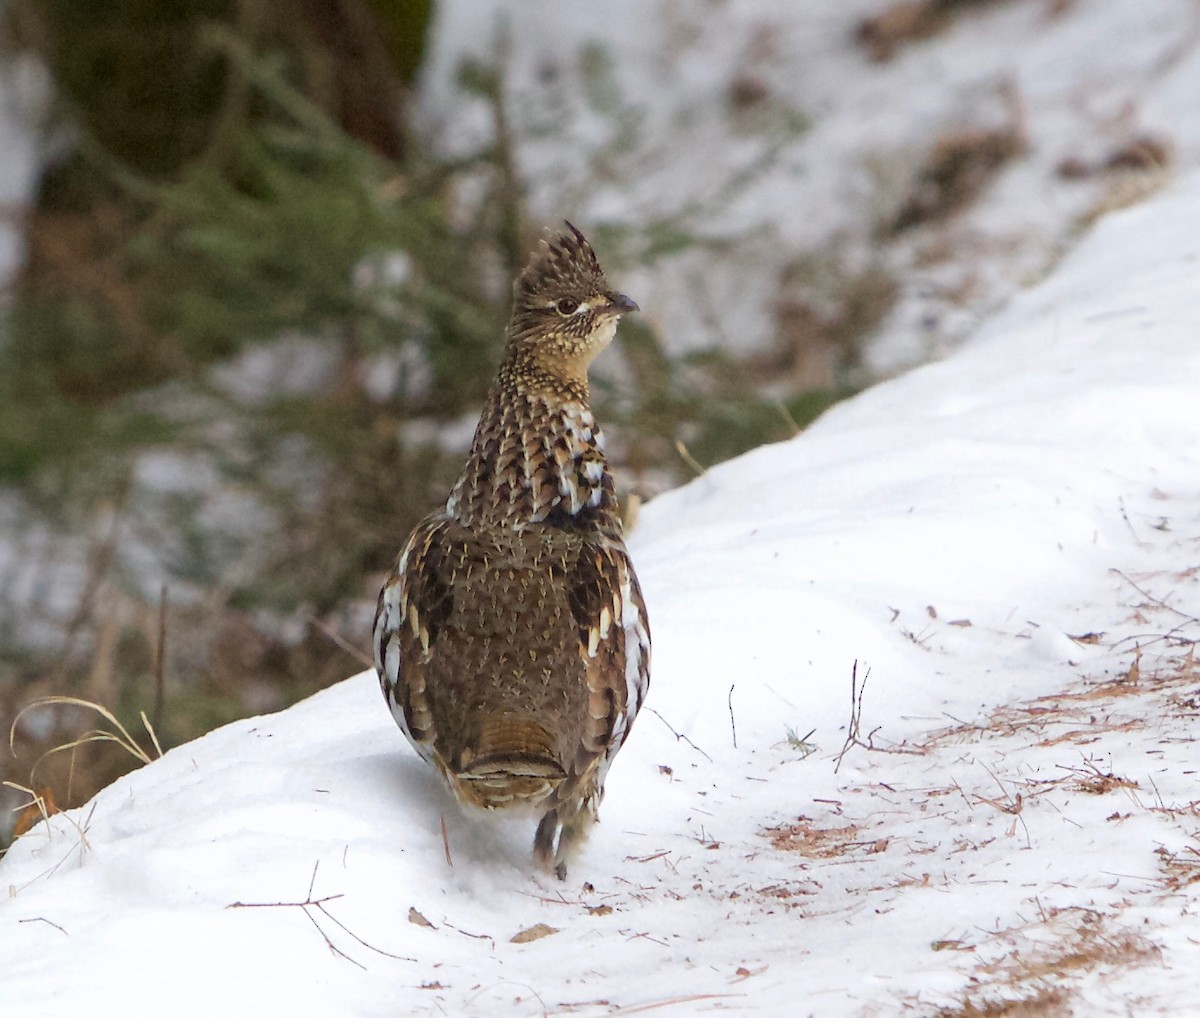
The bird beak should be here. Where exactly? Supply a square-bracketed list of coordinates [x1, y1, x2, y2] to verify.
[606, 292, 639, 316]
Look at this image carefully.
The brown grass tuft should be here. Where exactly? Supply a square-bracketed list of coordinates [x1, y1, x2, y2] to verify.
[763, 817, 864, 858]
[934, 912, 1160, 1017]
[857, 0, 1016, 63]
[889, 124, 1026, 234]
[932, 986, 1071, 1018]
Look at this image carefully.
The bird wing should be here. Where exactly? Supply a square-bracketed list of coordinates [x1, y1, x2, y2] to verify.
[568, 540, 651, 782]
[373, 513, 455, 765]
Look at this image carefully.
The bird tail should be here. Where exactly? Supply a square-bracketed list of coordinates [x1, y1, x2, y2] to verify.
[452, 715, 566, 809]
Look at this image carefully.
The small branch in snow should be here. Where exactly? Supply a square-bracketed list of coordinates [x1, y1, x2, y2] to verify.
[466, 979, 548, 1012]
[18, 916, 68, 936]
[976, 763, 1032, 849]
[444, 922, 495, 947]
[645, 707, 713, 762]
[318, 903, 415, 962]
[227, 861, 415, 967]
[1110, 569, 1200, 625]
[228, 891, 364, 969]
[605, 991, 740, 1011]
[626, 850, 671, 866]
[622, 929, 672, 949]
[834, 661, 869, 773]
[834, 661, 924, 773]
[900, 624, 934, 649]
[440, 814, 454, 869]
[727, 684, 737, 749]
[1116, 496, 1148, 548]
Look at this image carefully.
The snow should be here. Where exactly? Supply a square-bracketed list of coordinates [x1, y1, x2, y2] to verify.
[418, 0, 1200, 375]
[4, 154, 1199, 1014]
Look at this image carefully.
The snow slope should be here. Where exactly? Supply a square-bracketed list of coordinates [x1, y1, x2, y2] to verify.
[3, 174, 1200, 1014]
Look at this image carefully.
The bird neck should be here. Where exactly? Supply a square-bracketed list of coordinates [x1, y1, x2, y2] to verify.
[497, 346, 592, 404]
[445, 367, 619, 530]
[503, 314, 618, 396]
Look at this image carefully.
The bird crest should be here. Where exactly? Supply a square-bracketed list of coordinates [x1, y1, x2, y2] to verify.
[513, 221, 609, 309]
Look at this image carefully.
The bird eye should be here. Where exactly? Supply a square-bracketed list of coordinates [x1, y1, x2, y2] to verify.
[555, 298, 579, 316]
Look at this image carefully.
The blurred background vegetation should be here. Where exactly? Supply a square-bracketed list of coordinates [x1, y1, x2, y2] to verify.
[0, 0, 871, 848]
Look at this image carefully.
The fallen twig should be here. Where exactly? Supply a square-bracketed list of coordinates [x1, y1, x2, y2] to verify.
[440, 813, 453, 868]
[1110, 569, 1200, 624]
[727, 684, 737, 749]
[17, 916, 69, 936]
[227, 861, 414, 967]
[645, 708, 713, 762]
[835, 661, 924, 772]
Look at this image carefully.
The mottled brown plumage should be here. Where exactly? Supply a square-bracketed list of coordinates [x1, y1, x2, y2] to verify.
[373, 223, 650, 879]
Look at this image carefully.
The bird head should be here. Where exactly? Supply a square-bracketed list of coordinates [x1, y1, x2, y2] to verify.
[506, 222, 638, 389]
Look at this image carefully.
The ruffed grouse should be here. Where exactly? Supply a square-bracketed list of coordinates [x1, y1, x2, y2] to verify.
[373, 223, 650, 879]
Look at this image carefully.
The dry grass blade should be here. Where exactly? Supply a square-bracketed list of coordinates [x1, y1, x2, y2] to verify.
[4, 780, 49, 817]
[27, 733, 147, 785]
[607, 993, 741, 1015]
[9, 696, 165, 780]
[674, 439, 707, 477]
[3, 780, 57, 840]
[306, 614, 373, 667]
[139, 710, 164, 758]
